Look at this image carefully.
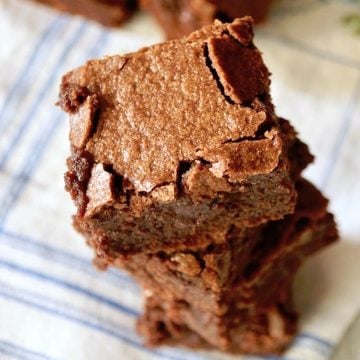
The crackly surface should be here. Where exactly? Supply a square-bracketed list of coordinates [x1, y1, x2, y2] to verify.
[34, 0, 137, 26]
[68, 117, 311, 254]
[60, 18, 273, 193]
[60, 19, 311, 254]
[140, 0, 274, 39]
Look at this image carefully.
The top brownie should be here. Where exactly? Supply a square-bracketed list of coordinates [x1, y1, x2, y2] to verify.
[59, 18, 312, 254]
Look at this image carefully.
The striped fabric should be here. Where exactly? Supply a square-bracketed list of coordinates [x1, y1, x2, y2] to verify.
[0, 0, 359, 359]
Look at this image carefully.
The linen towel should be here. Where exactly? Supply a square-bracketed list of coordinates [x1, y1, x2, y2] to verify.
[0, 0, 359, 359]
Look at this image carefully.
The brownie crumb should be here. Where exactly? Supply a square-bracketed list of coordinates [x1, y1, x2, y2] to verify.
[64, 148, 94, 217]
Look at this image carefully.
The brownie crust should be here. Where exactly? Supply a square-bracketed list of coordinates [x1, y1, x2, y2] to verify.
[60, 19, 273, 192]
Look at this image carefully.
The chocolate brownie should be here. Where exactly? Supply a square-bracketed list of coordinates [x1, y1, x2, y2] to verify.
[34, 0, 137, 26]
[140, 0, 274, 39]
[33, 0, 273, 37]
[99, 179, 337, 314]
[59, 18, 338, 355]
[60, 18, 310, 255]
[130, 180, 338, 353]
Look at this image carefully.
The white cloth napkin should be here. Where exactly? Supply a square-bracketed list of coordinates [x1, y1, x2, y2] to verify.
[0, 0, 359, 359]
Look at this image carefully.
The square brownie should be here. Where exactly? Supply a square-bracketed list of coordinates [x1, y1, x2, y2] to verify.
[128, 180, 337, 353]
[34, 0, 137, 26]
[140, 0, 274, 39]
[60, 18, 311, 255]
[98, 179, 337, 315]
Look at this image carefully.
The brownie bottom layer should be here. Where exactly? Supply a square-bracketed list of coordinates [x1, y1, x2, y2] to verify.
[138, 294, 298, 355]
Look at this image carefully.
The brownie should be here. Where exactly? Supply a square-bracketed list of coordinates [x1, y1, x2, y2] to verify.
[140, 0, 274, 39]
[129, 180, 338, 353]
[138, 290, 298, 354]
[105, 180, 337, 303]
[60, 18, 311, 255]
[95, 180, 337, 352]
[33, 0, 273, 37]
[34, 0, 137, 26]
[59, 18, 338, 356]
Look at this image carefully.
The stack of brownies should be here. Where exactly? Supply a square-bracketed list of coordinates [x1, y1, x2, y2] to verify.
[59, 18, 338, 354]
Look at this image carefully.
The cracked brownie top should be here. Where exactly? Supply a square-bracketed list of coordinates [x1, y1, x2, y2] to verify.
[59, 18, 278, 194]
[59, 17, 315, 253]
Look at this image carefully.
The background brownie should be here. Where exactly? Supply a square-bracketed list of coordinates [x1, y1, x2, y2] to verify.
[140, 0, 274, 39]
[33, 0, 273, 37]
[34, 0, 137, 26]
[60, 18, 309, 255]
